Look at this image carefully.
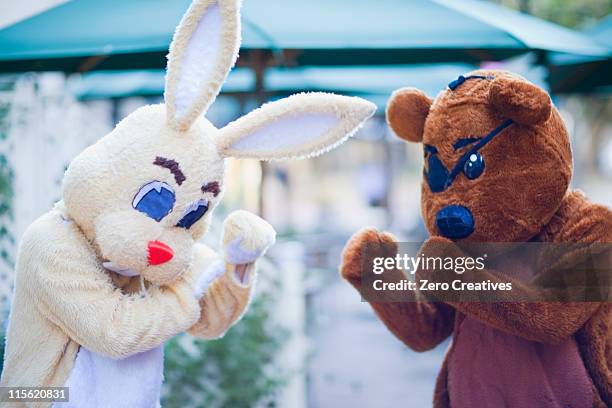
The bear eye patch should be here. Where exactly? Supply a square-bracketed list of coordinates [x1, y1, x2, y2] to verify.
[453, 137, 481, 150]
[424, 144, 438, 155]
[424, 119, 513, 193]
[448, 74, 494, 91]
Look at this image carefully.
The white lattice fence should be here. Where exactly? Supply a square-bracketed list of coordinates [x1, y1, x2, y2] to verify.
[0, 73, 113, 315]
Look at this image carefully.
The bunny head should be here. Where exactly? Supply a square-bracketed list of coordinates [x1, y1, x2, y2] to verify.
[62, 0, 375, 285]
[387, 70, 571, 243]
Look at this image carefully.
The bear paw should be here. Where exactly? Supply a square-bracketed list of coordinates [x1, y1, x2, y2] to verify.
[340, 228, 398, 285]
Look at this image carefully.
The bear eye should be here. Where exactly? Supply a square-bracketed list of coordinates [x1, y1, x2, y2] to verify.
[132, 181, 175, 221]
[463, 152, 485, 180]
[176, 199, 209, 229]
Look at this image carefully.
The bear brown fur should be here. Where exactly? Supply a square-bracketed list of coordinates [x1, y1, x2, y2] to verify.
[341, 70, 612, 407]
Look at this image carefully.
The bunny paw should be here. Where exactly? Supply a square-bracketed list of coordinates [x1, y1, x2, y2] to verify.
[222, 210, 276, 264]
[193, 259, 225, 298]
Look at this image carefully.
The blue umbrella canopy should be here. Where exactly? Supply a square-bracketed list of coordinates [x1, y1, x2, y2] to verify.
[69, 64, 475, 110]
[548, 15, 612, 94]
[0, 0, 607, 73]
[587, 14, 612, 48]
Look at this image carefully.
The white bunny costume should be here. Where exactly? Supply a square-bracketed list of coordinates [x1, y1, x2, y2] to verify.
[0, 0, 375, 407]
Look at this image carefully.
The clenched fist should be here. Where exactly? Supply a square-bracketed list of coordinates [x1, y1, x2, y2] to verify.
[340, 227, 399, 286]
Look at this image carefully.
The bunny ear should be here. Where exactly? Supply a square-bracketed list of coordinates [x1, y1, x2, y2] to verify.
[216, 93, 376, 160]
[165, 0, 241, 132]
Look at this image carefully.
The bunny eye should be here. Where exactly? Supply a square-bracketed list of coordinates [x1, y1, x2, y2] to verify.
[132, 181, 176, 222]
[176, 199, 209, 229]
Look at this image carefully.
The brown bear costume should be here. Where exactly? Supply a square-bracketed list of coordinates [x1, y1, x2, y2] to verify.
[340, 70, 612, 407]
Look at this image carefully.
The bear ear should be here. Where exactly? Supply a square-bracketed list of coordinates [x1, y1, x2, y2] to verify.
[489, 77, 552, 126]
[386, 87, 432, 143]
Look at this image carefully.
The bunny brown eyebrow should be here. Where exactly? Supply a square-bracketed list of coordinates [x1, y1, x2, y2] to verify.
[202, 181, 221, 197]
[153, 156, 186, 185]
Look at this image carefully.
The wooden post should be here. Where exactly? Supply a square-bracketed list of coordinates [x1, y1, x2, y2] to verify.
[251, 50, 271, 217]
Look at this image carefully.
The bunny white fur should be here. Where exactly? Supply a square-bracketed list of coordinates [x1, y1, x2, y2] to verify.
[0, 0, 375, 406]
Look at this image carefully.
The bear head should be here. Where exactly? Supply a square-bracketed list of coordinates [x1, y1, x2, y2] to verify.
[387, 70, 572, 243]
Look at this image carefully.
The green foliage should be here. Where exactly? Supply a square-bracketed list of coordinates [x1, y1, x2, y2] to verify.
[0, 169, 12, 267]
[0, 78, 15, 371]
[162, 293, 288, 408]
[0, 155, 13, 219]
[0, 87, 14, 268]
[491, 0, 611, 28]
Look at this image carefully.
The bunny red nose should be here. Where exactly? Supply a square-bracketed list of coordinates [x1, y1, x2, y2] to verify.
[147, 241, 174, 265]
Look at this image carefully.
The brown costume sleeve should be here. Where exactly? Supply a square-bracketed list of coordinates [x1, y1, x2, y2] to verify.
[340, 228, 454, 352]
[369, 300, 455, 352]
[416, 242, 605, 344]
[422, 192, 611, 345]
[451, 301, 599, 345]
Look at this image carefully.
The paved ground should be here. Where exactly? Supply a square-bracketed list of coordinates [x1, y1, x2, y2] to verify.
[307, 275, 448, 408]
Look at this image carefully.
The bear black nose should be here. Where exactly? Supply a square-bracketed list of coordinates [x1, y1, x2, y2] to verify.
[435, 205, 474, 239]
